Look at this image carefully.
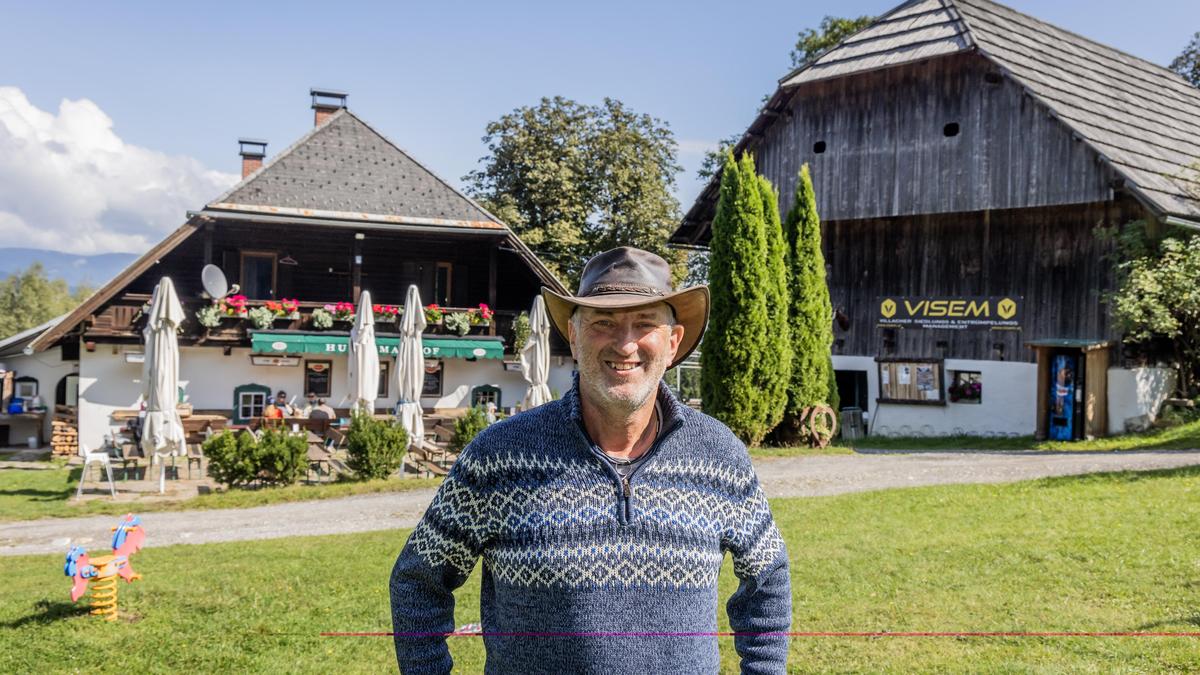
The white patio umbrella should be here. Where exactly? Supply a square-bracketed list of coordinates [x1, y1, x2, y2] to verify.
[347, 290, 380, 413]
[395, 284, 427, 450]
[521, 295, 553, 409]
[141, 277, 187, 494]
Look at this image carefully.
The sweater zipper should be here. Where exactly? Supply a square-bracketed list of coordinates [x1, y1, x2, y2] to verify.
[573, 416, 681, 525]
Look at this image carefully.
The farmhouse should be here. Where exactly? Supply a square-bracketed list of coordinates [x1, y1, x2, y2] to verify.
[672, 0, 1200, 438]
[0, 90, 574, 452]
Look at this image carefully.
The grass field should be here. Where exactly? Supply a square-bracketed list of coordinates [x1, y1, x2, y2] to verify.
[3, 466, 1197, 672]
[0, 465, 441, 522]
[839, 417, 1200, 453]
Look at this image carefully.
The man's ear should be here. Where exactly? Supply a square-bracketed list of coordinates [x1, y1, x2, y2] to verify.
[669, 324, 685, 359]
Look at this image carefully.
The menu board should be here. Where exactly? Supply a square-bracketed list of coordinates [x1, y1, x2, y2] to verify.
[304, 360, 332, 397]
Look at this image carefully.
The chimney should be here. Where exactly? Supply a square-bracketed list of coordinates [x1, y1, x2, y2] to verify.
[238, 138, 267, 178]
[311, 88, 348, 126]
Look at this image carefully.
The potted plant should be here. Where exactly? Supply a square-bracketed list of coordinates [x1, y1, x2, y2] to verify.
[424, 303, 444, 325]
[508, 311, 531, 357]
[220, 294, 249, 318]
[373, 304, 402, 324]
[949, 379, 982, 403]
[196, 303, 222, 328]
[469, 303, 494, 327]
[311, 307, 334, 330]
[264, 298, 301, 320]
[326, 302, 355, 322]
[444, 311, 471, 336]
[248, 306, 276, 330]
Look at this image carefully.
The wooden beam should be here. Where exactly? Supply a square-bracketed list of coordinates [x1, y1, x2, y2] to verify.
[1084, 347, 1110, 439]
[351, 234, 363, 300]
[203, 221, 214, 266]
[488, 245, 498, 336]
[1034, 347, 1049, 440]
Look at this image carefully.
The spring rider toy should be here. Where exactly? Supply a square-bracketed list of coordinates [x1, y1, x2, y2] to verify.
[63, 514, 145, 621]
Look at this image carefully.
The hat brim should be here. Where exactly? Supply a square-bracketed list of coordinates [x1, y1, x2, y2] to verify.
[541, 285, 710, 370]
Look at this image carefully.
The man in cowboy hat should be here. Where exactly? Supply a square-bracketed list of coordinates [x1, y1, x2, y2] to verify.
[390, 247, 791, 673]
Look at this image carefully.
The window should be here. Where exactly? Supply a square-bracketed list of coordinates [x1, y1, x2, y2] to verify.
[232, 383, 272, 424]
[240, 251, 277, 299]
[877, 358, 945, 405]
[304, 361, 333, 398]
[422, 360, 443, 397]
[435, 262, 453, 306]
[14, 376, 38, 400]
[378, 360, 390, 398]
[472, 384, 501, 408]
[949, 371, 982, 404]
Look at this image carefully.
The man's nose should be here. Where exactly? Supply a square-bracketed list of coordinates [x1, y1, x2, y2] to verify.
[611, 326, 639, 356]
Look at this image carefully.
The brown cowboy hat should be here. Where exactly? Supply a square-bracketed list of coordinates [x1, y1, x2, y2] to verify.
[541, 247, 709, 369]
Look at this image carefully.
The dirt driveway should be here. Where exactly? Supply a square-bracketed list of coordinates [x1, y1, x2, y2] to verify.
[3, 450, 1198, 557]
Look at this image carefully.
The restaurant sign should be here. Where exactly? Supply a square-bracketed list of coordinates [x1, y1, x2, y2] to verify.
[250, 333, 504, 359]
[876, 296, 1022, 331]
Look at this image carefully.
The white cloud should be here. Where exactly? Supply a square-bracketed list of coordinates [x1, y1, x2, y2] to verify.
[0, 87, 237, 255]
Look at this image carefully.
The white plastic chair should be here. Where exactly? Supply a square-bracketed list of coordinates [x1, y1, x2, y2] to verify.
[76, 443, 117, 499]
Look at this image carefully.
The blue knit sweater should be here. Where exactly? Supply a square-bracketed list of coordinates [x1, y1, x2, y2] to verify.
[389, 378, 791, 673]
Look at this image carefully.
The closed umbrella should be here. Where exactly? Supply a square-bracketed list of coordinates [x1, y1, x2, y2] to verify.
[141, 277, 187, 494]
[521, 295, 553, 409]
[395, 285, 427, 450]
[347, 290, 380, 413]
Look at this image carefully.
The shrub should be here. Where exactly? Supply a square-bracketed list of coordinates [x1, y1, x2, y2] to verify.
[451, 406, 489, 453]
[204, 429, 307, 487]
[203, 430, 255, 487]
[346, 410, 408, 480]
[254, 427, 307, 485]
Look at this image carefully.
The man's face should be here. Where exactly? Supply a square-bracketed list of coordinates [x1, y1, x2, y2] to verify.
[568, 303, 684, 416]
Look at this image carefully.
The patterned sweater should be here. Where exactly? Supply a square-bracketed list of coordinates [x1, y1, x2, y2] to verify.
[389, 379, 791, 674]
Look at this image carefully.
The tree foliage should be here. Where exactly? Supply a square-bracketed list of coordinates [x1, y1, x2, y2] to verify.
[1103, 221, 1200, 395]
[783, 164, 834, 419]
[465, 96, 685, 288]
[701, 151, 775, 445]
[0, 263, 92, 340]
[1171, 31, 1200, 87]
[790, 15, 875, 69]
[202, 429, 307, 487]
[758, 175, 792, 434]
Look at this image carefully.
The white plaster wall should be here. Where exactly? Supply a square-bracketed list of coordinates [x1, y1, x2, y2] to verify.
[78, 347, 146, 451]
[1107, 366, 1176, 434]
[832, 355, 882, 423]
[846, 357, 1038, 437]
[76, 344, 578, 448]
[427, 356, 576, 411]
[0, 345, 77, 445]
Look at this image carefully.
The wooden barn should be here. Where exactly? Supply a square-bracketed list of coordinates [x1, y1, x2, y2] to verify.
[672, 0, 1200, 439]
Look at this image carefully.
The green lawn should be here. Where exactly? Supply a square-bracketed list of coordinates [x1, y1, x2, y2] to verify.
[0, 465, 441, 522]
[844, 416, 1200, 453]
[3, 466, 1197, 672]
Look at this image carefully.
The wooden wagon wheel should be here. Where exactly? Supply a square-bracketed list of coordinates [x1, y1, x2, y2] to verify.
[802, 404, 839, 448]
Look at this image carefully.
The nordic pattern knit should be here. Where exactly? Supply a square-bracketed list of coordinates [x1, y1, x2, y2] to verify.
[389, 378, 791, 674]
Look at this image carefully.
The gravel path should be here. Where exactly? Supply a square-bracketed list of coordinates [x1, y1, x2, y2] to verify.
[4, 450, 1198, 557]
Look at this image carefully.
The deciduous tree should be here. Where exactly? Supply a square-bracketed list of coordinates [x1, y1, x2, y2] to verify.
[0, 263, 91, 339]
[1171, 31, 1200, 87]
[465, 96, 685, 288]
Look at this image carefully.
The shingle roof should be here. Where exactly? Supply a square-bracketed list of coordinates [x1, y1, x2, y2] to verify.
[211, 108, 497, 225]
[674, 0, 1200, 244]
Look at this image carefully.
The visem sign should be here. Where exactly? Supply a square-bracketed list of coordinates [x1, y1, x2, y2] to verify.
[876, 296, 1022, 331]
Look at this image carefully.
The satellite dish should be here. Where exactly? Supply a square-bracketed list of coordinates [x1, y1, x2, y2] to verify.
[201, 264, 229, 299]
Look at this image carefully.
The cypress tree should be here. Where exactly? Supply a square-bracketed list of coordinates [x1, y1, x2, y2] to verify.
[701, 151, 772, 444]
[782, 163, 834, 429]
[757, 174, 792, 436]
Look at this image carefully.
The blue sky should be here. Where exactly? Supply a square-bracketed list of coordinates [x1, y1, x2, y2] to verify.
[1, 0, 1196, 254]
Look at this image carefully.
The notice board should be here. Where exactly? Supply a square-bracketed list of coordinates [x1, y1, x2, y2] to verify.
[877, 358, 945, 405]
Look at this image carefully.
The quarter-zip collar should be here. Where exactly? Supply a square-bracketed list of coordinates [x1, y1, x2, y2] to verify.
[565, 372, 686, 524]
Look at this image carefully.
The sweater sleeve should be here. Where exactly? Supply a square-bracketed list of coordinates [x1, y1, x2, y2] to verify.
[724, 477, 791, 674]
[390, 452, 493, 674]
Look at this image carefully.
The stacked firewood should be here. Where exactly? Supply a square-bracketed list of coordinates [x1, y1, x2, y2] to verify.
[51, 406, 78, 457]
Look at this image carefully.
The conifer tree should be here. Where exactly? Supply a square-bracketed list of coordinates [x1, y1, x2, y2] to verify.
[757, 174, 792, 436]
[782, 164, 834, 428]
[701, 151, 772, 444]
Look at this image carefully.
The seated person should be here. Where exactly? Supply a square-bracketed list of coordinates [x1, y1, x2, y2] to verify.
[310, 398, 337, 420]
[302, 391, 320, 417]
[262, 402, 284, 419]
[274, 390, 296, 417]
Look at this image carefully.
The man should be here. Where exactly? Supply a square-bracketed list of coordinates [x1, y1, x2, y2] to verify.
[302, 391, 320, 416]
[390, 248, 790, 673]
[273, 390, 295, 417]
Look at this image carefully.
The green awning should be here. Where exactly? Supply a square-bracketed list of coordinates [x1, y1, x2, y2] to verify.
[250, 333, 503, 360]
